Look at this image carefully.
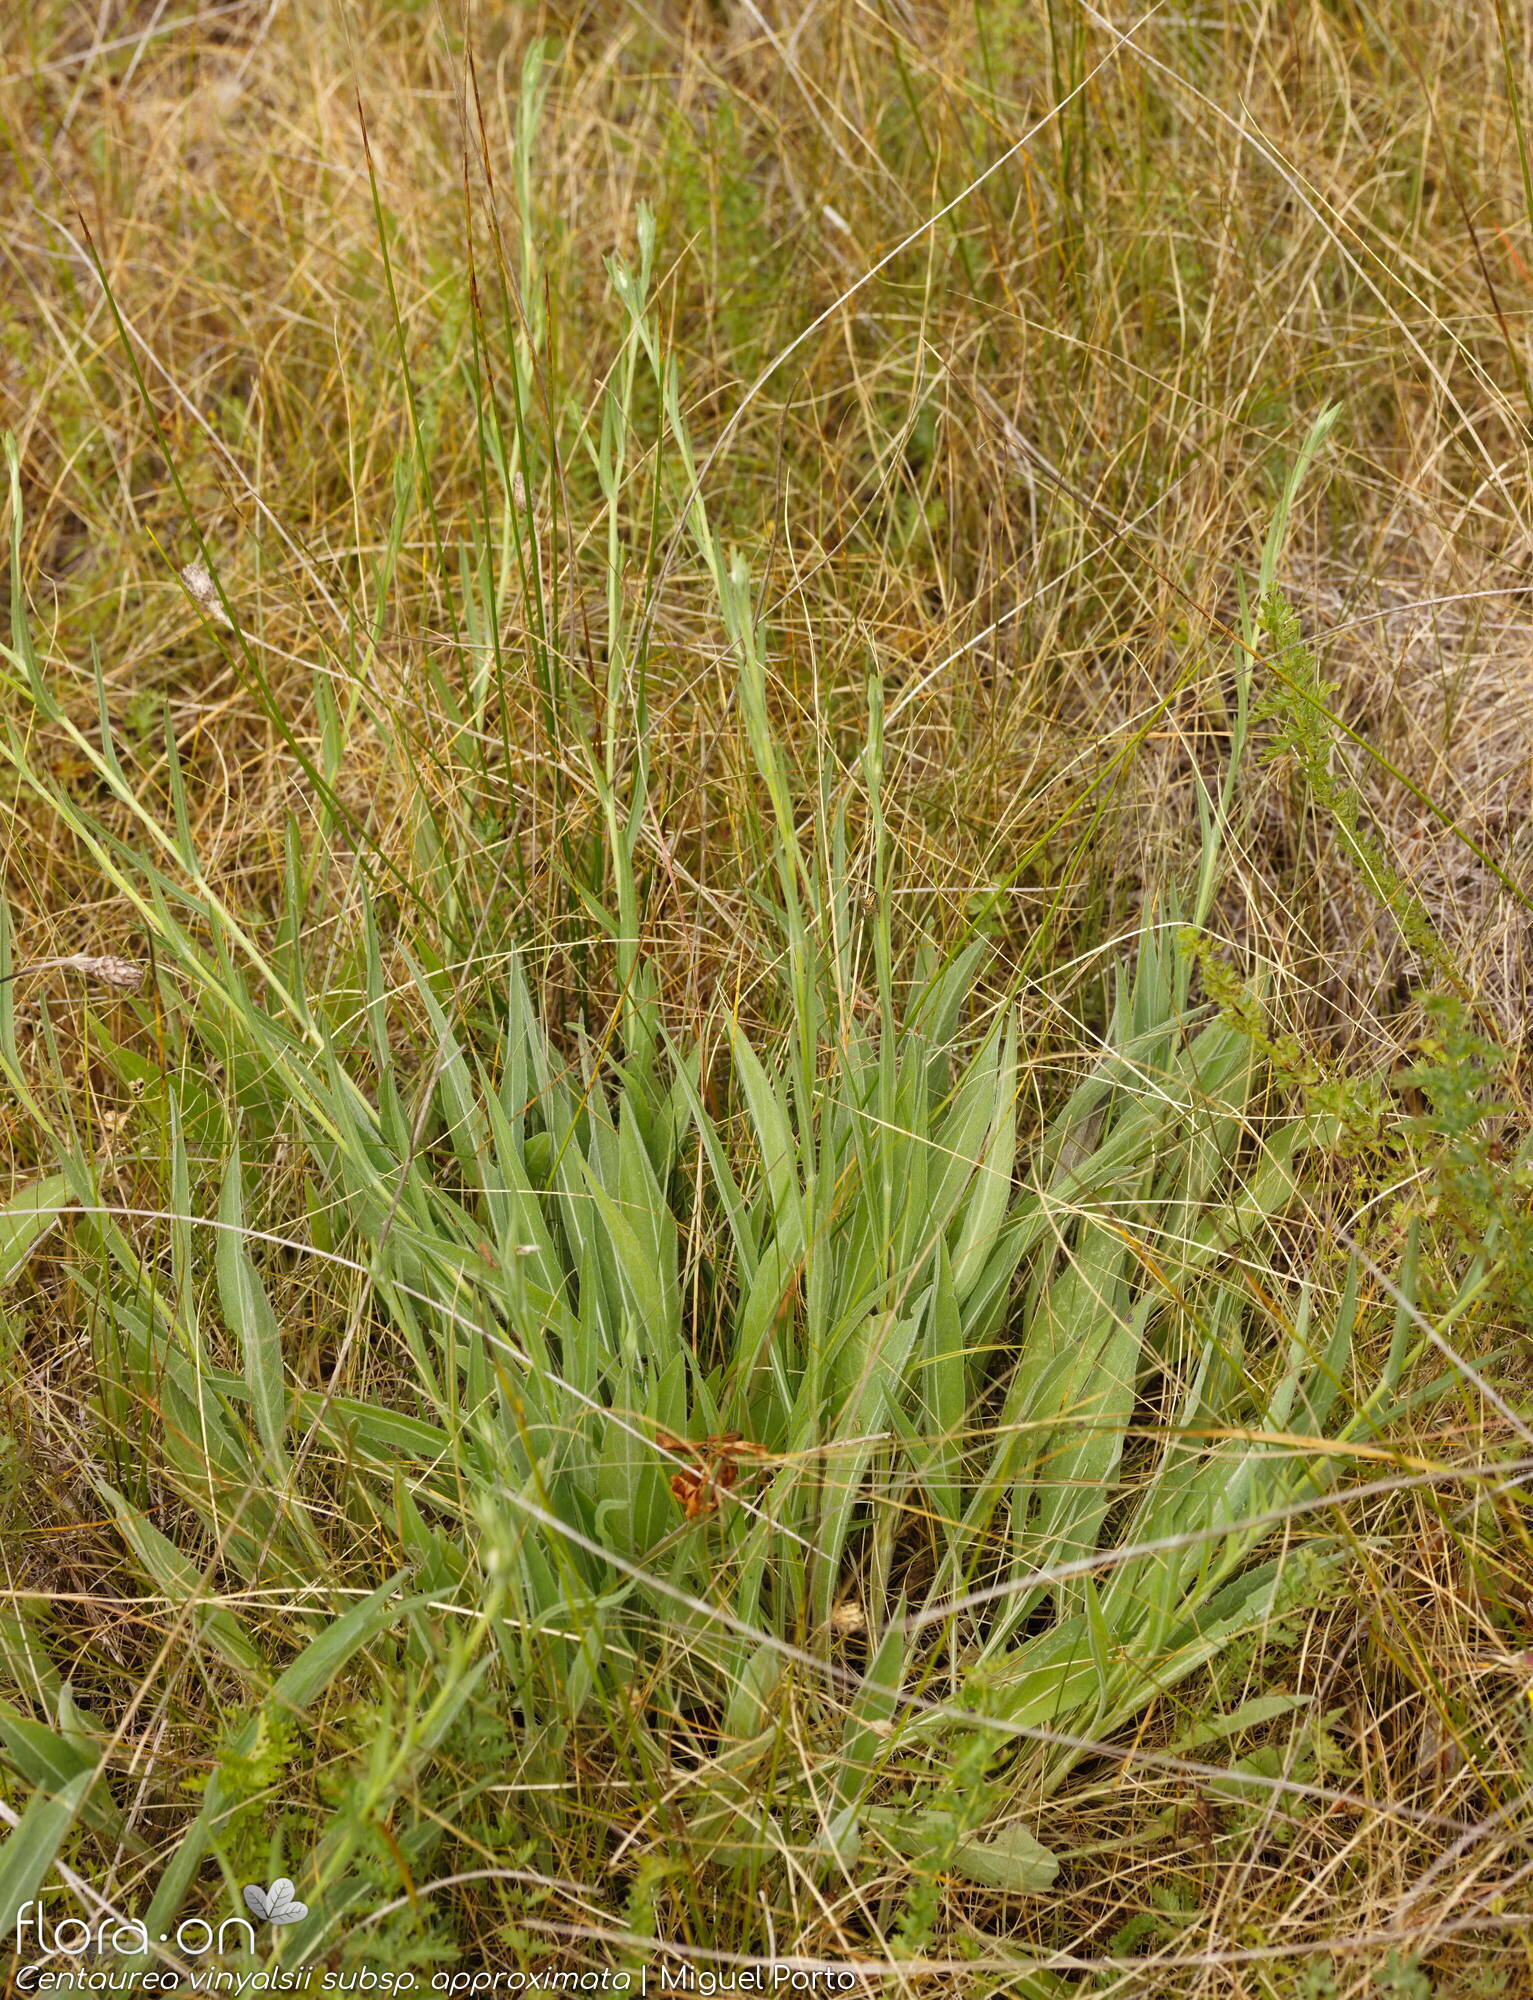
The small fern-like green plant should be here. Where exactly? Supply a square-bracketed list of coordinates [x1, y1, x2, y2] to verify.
[1405, 993, 1533, 1330]
[1255, 587, 1453, 980]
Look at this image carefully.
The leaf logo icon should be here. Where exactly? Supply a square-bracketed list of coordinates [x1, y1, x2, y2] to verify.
[242, 1878, 309, 1925]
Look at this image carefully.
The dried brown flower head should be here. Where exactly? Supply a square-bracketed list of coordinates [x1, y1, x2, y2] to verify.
[2, 953, 147, 992]
[179, 559, 233, 629]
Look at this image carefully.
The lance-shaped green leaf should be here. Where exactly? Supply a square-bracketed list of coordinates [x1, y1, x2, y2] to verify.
[216, 1143, 290, 1473]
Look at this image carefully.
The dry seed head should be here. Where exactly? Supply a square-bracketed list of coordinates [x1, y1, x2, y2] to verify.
[3, 954, 148, 991]
[179, 558, 233, 628]
[75, 954, 147, 990]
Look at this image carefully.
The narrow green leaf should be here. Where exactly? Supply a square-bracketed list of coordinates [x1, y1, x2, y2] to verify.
[0, 1704, 135, 1851]
[217, 1144, 290, 1470]
[0, 1174, 72, 1288]
[270, 1572, 418, 1713]
[0, 1768, 94, 1936]
[92, 1482, 268, 1683]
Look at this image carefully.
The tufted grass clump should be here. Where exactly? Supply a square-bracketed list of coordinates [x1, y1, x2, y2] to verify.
[3, 7, 1533, 1991]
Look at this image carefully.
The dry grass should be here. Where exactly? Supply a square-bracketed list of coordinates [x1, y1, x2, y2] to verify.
[3, 2, 1533, 1994]
[7, 0, 1533, 1018]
